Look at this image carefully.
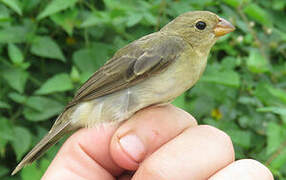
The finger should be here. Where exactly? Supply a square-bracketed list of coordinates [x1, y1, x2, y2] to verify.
[209, 159, 274, 180]
[110, 105, 197, 170]
[133, 125, 235, 180]
[43, 124, 123, 179]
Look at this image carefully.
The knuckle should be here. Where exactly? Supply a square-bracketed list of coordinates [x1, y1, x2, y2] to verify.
[198, 125, 234, 159]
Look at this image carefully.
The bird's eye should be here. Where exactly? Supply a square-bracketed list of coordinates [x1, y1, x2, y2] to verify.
[195, 21, 206, 30]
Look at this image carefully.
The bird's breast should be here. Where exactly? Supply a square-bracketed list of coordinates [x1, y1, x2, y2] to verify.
[140, 48, 208, 101]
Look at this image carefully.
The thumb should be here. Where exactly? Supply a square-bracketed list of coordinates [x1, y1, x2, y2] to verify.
[42, 124, 123, 179]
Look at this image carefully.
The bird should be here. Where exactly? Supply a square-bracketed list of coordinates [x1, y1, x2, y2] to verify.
[12, 11, 235, 175]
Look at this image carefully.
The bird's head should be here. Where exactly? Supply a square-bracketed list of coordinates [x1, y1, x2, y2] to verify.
[160, 11, 235, 52]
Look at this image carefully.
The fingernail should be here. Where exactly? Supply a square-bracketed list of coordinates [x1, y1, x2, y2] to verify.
[119, 134, 146, 162]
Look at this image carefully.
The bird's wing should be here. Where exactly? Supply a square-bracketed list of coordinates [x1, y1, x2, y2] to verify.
[68, 33, 186, 107]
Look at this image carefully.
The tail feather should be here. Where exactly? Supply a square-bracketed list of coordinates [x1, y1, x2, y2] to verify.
[11, 114, 72, 175]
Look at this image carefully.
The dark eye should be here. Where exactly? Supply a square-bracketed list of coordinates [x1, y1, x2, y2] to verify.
[195, 21, 206, 30]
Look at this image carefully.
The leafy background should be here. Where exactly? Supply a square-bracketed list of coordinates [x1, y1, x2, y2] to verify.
[0, 0, 285, 179]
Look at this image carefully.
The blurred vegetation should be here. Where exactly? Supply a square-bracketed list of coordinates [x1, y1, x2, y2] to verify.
[0, 0, 285, 179]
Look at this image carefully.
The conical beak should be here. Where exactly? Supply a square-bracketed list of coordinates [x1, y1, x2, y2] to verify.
[214, 18, 235, 37]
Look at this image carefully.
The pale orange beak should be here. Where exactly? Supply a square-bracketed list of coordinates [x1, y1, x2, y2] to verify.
[214, 18, 235, 37]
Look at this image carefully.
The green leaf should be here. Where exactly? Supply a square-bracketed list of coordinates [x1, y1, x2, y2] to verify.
[167, 1, 192, 16]
[0, 117, 13, 141]
[244, 4, 272, 26]
[270, 148, 286, 170]
[246, 48, 270, 74]
[35, 73, 73, 95]
[238, 96, 260, 106]
[11, 126, 31, 160]
[22, 0, 41, 11]
[143, 12, 157, 25]
[273, 0, 286, 10]
[266, 122, 286, 156]
[23, 96, 64, 121]
[102, 0, 136, 11]
[70, 66, 80, 83]
[8, 43, 24, 65]
[21, 162, 42, 180]
[254, 83, 277, 105]
[30, 36, 66, 62]
[80, 72, 93, 84]
[0, 26, 28, 43]
[8, 92, 27, 104]
[50, 8, 78, 36]
[0, 166, 9, 177]
[201, 66, 240, 88]
[39, 158, 51, 174]
[257, 106, 286, 116]
[72, 49, 98, 74]
[25, 96, 64, 112]
[227, 129, 252, 149]
[72, 43, 109, 74]
[81, 11, 110, 28]
[267, 86, 286, 104]
[0, 4, 10, 21]
[2, 68, 29, 93]
[1, 0, 22, 16]
[222, 0, 241, 8]
[221, 56, 238, 70]
[126, 13, 143, 27]
[189, 95, 215, 119]
[0, 101, 11, 109]
[37, 0, 78, 20]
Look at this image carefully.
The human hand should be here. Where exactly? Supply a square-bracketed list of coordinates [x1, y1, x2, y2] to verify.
[43, 105, 273, 180]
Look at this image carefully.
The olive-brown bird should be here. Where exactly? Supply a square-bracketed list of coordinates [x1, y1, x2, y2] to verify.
[12, 11, 235, 175]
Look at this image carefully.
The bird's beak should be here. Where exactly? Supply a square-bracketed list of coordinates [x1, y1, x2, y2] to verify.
[214, 18, 235, 37]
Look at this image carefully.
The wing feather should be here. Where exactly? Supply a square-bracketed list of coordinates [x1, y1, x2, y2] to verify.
[68, 33, 186, 107]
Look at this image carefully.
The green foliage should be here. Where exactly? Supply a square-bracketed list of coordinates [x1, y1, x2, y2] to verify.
[37, 0, 78, 20]
[35, 73, 73, 95]
[23, 96, 64, 122]
[0, 0, 22, 16]
[3, 69, 29, 93]
[8, 44, 24, 65]
[30, 36, 66, 62]
[11, 126, 31, 161]
[0, 0, 285, 179]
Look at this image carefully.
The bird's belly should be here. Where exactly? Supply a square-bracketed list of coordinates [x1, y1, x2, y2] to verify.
[70, 78, 189, 128]
[70, 84, 178, 128]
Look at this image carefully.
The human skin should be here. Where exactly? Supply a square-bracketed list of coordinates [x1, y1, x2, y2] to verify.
[42, 105, 273, 180]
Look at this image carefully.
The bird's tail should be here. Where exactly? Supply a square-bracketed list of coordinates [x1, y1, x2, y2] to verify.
[11, 112, 73, 175]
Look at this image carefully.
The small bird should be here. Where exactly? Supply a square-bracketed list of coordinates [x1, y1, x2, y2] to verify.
[12, 11, 235, 175]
